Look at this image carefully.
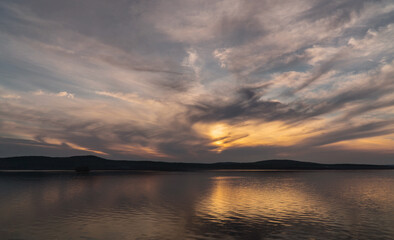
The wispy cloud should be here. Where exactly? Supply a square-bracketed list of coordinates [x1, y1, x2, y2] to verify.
[0, 0, 393, 163]
[34, 90, 75, 99]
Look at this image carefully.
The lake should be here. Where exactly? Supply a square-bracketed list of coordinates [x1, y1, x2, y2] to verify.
[0, 170, 393, 239]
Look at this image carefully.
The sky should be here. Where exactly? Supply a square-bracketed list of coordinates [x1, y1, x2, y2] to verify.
[0, 0, 393, 164]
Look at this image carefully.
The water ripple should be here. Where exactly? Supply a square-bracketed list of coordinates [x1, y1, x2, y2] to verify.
[0, 170, 393, 239]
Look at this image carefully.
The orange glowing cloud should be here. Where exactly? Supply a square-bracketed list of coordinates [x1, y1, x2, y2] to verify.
[66, 142, 108, 155]
[193, 119, 326, 152]
[322, 135, 394, 153]
[108, 144, 170, 158]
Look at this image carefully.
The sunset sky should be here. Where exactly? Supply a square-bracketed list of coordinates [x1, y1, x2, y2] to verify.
[0, 0, 393, 163]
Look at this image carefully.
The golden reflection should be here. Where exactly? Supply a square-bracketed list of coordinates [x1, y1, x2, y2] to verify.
[196, 177, 329, 221]
[1, 172, 394, 239]
[194, 120, 325, 152]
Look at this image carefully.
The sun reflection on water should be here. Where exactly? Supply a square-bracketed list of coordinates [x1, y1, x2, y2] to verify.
[196, 175, 330, 223]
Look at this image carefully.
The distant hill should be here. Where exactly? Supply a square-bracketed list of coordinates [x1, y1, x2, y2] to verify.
[0, 155, 393, 171]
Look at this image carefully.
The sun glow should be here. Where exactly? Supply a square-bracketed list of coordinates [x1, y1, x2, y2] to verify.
[194, 120, 325, 152]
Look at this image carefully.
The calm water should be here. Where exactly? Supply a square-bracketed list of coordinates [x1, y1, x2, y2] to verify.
[0, 170, 393, 240]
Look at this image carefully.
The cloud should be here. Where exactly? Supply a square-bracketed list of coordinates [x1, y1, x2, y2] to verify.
[300, 120, 394, 147]
[66, 142, 108, 156]
[1, 94, 20, 99]
[95, 91, 154, 105]
[0, 0, 393, 163]
[182, 48, 202, 77]
[56, 91, 74, 99]
[33, 90, 75, 99]
[188, 85, 301, 124]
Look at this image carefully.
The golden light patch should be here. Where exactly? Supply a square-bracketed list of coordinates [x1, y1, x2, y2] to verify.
[196, 177, 330, 221]
[43, 137, 63, 145]
[108, 144, 170, 158]
[194, 120, 325, 152]
[323, 135, 394, 153]
[66, 142, 108, 155]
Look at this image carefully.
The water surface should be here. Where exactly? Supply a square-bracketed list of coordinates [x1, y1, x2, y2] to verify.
[1, 170, 393, 239]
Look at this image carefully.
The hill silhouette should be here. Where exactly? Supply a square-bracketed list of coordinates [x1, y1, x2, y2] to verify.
[0, 155, 393, 171]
